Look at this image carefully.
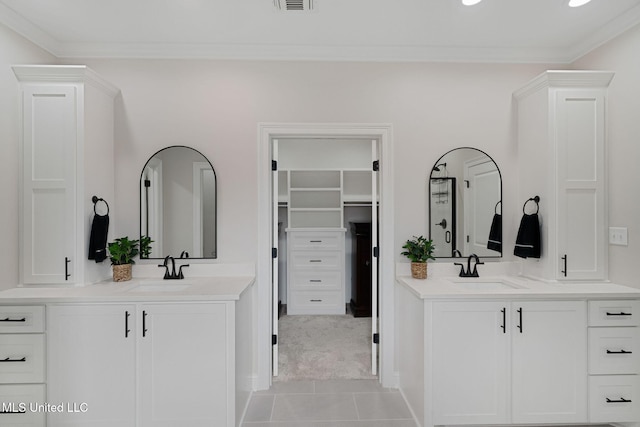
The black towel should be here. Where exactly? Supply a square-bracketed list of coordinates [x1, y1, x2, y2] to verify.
[88, 214, 109, 263]
[514, 213, 541, 259]
[487, 213, 502, 252]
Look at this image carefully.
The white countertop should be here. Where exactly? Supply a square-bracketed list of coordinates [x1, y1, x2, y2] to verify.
[0, 276, 255, 304]
[397, 275, 640, 300]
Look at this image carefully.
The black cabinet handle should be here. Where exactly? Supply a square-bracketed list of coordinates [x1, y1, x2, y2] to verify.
[0, 357, 26, 362]
[125, 311, 131, 338]
[309, 260, 322, 263]
[142, 310, 148, 337]
[517, 307, 523, 333]
[310, 299, 323, 302]
[0, 317, 26, 322]
[501, 308, 506, 333]
[65, 257, 71, 280]
[310, 240, 322, 243]
[561, 254, 567, 277]
[606, 311, 632, 316]
[309, 279, 322, 283]
[606, 349, 632, 354]
[606, 397, 632, 403]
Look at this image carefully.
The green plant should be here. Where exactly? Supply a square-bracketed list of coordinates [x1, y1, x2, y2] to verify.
[108, 236, 140, 265]
[401, 235, 435, 263]
[139, 235, 154, 259]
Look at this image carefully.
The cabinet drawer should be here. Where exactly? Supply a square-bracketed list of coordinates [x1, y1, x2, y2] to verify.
[290, 271, 342, 291]
[0, 384, 46, 425]
[589, 327, 640, 374]
[290, 252, 341, 270]
[288, 291, 344, 315]
[589, 375, 640, 423]
[289, 232, 343, 250]
[0, 306, 44, 334]
[0, 334, 45, 383]
[589, 300, 640, 326]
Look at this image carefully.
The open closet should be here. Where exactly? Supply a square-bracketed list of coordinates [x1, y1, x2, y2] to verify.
[272, 137, 379, 379]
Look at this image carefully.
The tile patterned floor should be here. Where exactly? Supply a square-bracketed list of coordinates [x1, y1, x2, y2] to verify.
[241, 379, 416, 427]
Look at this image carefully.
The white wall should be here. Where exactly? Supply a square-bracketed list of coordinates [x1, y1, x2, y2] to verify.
[572, 23, 640, 289]
[0, 23, 56, 290]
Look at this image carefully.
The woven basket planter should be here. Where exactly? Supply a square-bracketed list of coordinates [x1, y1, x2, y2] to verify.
[113, 264, 133, 282]
[411, 262, 428, 279]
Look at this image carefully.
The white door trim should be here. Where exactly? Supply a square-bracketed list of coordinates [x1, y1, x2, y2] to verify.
[256, 123, 395, 390]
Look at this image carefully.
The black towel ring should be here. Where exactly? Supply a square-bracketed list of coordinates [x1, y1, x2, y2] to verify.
[92, 196, 110, 216]
[523, 196, 540, 215]
[494, 200, 502, 215]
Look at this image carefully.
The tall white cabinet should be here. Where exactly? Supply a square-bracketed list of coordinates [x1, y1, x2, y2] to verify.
[13, 65, 119, 285]
[514, 71, 614, 281]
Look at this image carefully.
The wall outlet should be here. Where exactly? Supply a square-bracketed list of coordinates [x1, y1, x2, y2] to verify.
[609, 227, 628, 246]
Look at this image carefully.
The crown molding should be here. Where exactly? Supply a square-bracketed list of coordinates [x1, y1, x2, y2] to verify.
[0, 2, 61, 56]
[12, 64, 120, 97]
[513, 70, 615, 100]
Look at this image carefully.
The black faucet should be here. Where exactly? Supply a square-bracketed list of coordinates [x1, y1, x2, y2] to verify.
[455, 253, 484, 278]
[158, 255, 190, 280]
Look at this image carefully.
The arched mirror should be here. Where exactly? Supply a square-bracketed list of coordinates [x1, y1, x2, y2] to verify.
[140, 146, 217, 259]
[429, 147, 501, 258]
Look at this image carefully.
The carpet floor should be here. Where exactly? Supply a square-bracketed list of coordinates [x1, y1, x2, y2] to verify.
[275, 314, 378, 382]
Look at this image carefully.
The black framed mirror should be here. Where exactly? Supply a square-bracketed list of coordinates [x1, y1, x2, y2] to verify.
[140, 146, 217, 259]
[429, 147, 501, 258]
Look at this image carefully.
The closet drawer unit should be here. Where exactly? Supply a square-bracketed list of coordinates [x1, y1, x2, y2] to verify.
[290, 271, 342, 291]
[0, 384, 45, 425]
[0, 306, 44, 333]
[0, 334, 45, 384]
[589, 375, 640, 423]
[288, 291, 343, 314]
[290, 252, 341, 270]
[589, 300, 640, 327]
[589, 327, 640, 375]
[289, 232, 343, 251]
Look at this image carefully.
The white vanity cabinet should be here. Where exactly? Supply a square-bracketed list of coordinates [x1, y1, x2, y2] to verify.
[514, 71, 614, 281]
[13, 65, 119, 285]
[432, 300, 587, 425]
[47, 302, 235, 427]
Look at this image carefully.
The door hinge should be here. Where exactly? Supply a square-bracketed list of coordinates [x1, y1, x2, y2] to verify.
[464, 180, 469, 188]
[272, 160, 277, 171]
[373, 333, 379, 344]
[373, 160, 379, 171]
[373, 247, 379, 258]
[272, 334, 278, 345]
[466, 235, 470, 243]
[272, 248, 278, 258]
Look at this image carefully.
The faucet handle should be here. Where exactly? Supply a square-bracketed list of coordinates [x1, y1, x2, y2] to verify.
[177, 264, 190, 280]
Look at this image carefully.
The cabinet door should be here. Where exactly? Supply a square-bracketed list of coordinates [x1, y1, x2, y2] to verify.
[556, 90, 606, 280]
[21, 85, 77, 284]
[47, 304, 136, 427]
[432, 301, 509, 425]
[139, 303, 232, 427]
[512, 300, 587, 423]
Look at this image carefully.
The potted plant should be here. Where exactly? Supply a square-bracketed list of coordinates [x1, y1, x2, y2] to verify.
[401, 235, 435, 279]
[108, 236, 153, 282]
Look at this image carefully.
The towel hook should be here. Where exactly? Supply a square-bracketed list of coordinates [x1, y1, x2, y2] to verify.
[522, 196, 540, 215]
[92, 196, 110, 216]
[494, 200, 502, 215]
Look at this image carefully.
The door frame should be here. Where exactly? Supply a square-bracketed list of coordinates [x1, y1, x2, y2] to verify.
[257, 123, 395, 390]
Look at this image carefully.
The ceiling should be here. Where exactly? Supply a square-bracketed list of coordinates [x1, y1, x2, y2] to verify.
[1, 0, 640, 63]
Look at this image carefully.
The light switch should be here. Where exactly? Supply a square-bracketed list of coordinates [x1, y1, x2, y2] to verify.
[609, 227, 628, 246]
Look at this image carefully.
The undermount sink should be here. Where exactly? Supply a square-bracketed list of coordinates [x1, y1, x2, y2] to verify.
[128, 282, 192, 292]
[450, 279, 523, 291]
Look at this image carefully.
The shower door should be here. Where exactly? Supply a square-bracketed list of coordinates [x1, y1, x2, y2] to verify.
[430, 177, 456, 257]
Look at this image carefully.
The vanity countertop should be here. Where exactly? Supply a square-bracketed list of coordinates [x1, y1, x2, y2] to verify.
[0, 275, 255, 304]
[397, 275, 640, 300]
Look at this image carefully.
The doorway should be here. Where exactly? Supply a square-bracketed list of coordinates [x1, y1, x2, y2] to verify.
[257, 123, 395, 390]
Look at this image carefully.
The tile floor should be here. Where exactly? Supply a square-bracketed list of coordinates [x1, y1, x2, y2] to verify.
[241, 379, 416, 427]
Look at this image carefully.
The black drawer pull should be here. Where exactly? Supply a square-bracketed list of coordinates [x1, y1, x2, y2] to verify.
[310, 299, 323, 302]
[0, 408, 26, 414]
[310, 240, 323, 243]
[607, 349, 632, 354]
[0, 317, 26, 322]
[1, 357, 26, 362]
[606, 397, 632, 403]
[606, 311, 632, 316]
[309, 260, 322, 263]
[125, 311, 131, 338]
[500, 308, 506, 334]
[309, 279, 322, 283]
[142, 310, 148, 337]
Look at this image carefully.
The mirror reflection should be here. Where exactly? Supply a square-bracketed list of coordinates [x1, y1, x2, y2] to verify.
[429, 147, 501, 258]
[140, 146, 217, 259]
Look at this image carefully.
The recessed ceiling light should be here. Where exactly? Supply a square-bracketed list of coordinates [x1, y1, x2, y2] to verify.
[462, 0, 482, 5]
[568, 0, 592, 7]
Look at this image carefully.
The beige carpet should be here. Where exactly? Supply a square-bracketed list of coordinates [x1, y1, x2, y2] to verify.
[276, 314, 377, 381]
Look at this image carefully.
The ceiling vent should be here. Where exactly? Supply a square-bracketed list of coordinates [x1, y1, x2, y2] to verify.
[273, 0, 314, 11]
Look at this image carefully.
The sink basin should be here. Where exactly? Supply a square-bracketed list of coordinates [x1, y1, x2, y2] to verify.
[128, 282, 192, 292]
[451, 279, 522, 291]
